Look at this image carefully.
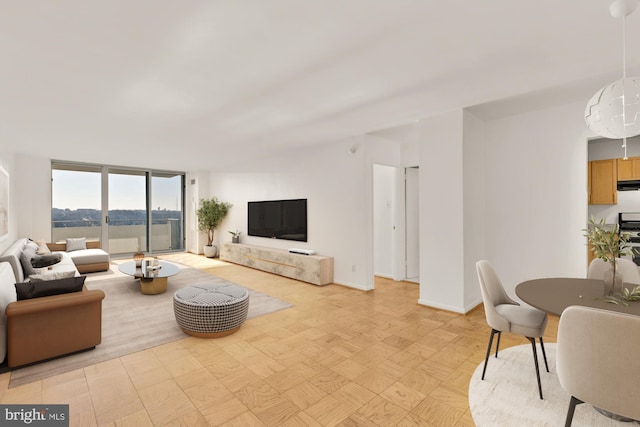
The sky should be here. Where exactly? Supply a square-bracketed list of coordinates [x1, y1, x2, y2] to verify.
[52, 170, 182, 211]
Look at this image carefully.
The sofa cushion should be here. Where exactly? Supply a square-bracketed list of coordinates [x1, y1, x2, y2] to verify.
[30, 253, 62, 269]
[67, 248, 110, 265]
[33, 239, 52, 255]
[0, 238, 30, 283]
[29, 270, 76, 282]
[65, 237, 87, 252]
[25, 240, 39, 252]
[15, 275, 86, 300]
[19, 245, 37, 277]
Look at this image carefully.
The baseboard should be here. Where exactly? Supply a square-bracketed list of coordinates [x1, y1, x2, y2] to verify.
[333, 280, 373, 291]
[464, 298, 483, 314]
[417, 298, 466, 314]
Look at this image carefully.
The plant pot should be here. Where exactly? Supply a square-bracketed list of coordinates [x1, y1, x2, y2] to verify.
[203, 245, 217, 258]
[232, 236, 240, 244]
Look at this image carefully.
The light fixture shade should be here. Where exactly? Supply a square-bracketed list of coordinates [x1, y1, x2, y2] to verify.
[585, 77, 640, 139]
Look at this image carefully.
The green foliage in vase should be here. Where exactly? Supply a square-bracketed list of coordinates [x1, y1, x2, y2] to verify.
[620, 285, 640, 302]
[583, 216, 634, 263]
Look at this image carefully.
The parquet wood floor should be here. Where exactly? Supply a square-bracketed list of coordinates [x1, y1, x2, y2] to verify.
[0, 253, 559, 426]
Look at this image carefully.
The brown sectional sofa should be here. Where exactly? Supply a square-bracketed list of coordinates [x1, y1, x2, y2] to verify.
[0, 238, 105, 368]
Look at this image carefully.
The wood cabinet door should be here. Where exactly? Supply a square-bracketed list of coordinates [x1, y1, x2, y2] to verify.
[617, 156, 640, 180]
[589, 159, 617, 205]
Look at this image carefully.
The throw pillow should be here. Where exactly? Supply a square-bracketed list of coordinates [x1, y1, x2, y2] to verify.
[34, 239, 52, 255]
[25, 240, 39, 253]
[30, 253, 62, 268]
[15, 275, 86, 300]
[65, 237, 87, 252]
[19, 246, 38, 277]
[29, 269, 76, 282]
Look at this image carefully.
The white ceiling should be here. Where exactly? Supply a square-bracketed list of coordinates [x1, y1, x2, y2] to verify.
[2, 1, 640, 171]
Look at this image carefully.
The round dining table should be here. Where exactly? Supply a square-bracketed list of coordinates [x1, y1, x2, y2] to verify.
[516, 278, 640, 317]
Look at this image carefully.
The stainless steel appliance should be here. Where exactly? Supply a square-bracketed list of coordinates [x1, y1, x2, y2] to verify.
[618, 212, 640, 265]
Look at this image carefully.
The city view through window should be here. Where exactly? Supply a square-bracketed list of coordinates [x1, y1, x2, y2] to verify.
[52, 165, 184, 254]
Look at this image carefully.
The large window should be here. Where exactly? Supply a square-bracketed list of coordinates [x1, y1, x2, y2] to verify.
[51, 162, 185, 255]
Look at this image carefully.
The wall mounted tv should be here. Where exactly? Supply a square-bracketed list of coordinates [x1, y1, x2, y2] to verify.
[248, 198, 307, 242]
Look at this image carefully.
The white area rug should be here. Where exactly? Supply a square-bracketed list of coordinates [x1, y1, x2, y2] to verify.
[469, 344, 639, 426]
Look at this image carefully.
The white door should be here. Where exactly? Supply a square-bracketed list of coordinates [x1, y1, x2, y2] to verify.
[405, 167, 419, 281]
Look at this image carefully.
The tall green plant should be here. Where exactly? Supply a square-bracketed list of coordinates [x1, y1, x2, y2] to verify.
[196, 197, 232, 246]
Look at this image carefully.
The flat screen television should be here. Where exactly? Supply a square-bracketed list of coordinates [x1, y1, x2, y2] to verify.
[248, 198, 307, 242]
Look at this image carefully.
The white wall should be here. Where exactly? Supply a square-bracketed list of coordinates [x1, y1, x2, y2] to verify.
[15, 153, 51, 240]
[418, 110, 466, 312]
[207, 137, 375, 290]
[462, 110, 485, 310]
[482, 101, 590, 298]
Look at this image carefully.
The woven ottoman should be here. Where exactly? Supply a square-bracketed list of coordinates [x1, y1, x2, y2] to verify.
[173, 283, 250, 338]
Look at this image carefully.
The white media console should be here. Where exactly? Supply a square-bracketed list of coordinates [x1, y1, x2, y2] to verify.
[220, 243, 333, 286]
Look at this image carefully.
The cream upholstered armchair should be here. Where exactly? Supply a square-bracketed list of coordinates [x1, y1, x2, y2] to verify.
[587, 257, 640, 284]
[557, 305, 640, 426]
[476, 260, 549, 399]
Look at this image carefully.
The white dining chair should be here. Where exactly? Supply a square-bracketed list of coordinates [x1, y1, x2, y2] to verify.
[557, 305, 640, 426]
[476, 260, 549, 399]
[588, 257, 640, 284]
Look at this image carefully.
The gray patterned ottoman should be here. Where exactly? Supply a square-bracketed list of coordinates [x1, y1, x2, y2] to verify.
[173, 282, 250, 338]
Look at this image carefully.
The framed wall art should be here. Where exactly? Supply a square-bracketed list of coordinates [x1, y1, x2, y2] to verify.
[0, 166, 8, 241]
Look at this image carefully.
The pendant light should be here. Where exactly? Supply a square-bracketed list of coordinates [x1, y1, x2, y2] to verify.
[585, 0, 640, 159]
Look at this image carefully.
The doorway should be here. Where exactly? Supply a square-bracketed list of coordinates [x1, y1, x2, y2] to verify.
[372, 164, 419, 283]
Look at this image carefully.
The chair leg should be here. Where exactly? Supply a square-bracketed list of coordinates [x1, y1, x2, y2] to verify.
[482, 329, 498, 380]
[539, 337, 549, 373]
[527, 336, 543, 400]
[494, 331, 502, 358]
[564, 396, 583, 427]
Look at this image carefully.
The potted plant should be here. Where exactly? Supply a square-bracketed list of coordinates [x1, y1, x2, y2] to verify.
[583, 216, 634, 295]
[228, 230, 241, 243]
[196, 197, 232, 257]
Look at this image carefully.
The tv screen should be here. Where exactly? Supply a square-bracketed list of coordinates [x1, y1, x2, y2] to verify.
[248, 199, 307, 242]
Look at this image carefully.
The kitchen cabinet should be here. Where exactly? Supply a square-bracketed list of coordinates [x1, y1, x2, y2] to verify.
[617, 156, 640, 180]
[589, 159, 617, 205]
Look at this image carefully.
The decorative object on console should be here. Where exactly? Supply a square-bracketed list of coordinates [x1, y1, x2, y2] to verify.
[583, 216, 634, 296]
[196, 197, 232, 258]
[585, 0, 640, 159]
[228, 230, 241, 243]
[288, 248, 316, 256]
